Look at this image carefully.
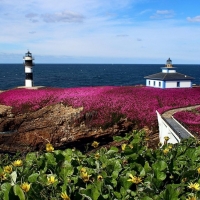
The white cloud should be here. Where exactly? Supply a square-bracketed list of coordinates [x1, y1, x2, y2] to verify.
[29, 31, 36, 34]
[41, 11, 84, 23]
[116, 34, 129, 37]
[187, 16, 200, 22]
[25, 13, 39, 23]
[151, 10, 175, 19]
[157, 10, 172, 15]
[25, 13, 38, 18]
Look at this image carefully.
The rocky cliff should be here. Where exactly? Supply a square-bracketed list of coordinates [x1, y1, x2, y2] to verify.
[0, 103, 136, 153]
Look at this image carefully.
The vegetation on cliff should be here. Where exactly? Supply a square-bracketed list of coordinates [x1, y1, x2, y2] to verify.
[1, 86, 200, 131]
[1, 131, 200, 199]
[1, 87, 200, 199]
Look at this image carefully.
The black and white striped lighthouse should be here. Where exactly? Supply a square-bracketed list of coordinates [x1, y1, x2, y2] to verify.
[23, 51, 34, 87]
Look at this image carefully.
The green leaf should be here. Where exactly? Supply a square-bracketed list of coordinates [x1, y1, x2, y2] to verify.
[131, 138, 142, 144]
[144, 161, 152, 173]
[105, 149, 118, 155]
[13, 185, 25, 200]
[59, 161, 74, 178]
[186, 148, 200, 163]
[45, 152, 57, 166]
[102, 194, 109, 199]
[91, 185, 100, 200]
[110, 146, 119, 151]
[176, 145, 187, 156]
[113, 160, 122, 172]
[113, 136, 125, 142]
[140, 168, 146, 177]
[28, 173, 39, 183]
[95, 160, 100, 170]
[185, 148, 195, 158]
[62, 148, 73, 159]
[160, 184, 182, 200]
[114, 191, 122, 199]
[112, 170, 119, 179]
[156, 171, 166, 181]
[141, 197, 154, 200]
[80, 184, 100, 200]
[38, 173, 47, 184]
[25, 152, 37, 163]
[119, 177, 132, 190]
[1, 183, 11, 200]
[106, 160, 122, 176]
[130, 191, 137, 197]
[152, 161, 167, 172]
[120, 186, 127, 197]
[152, 177, 163, 188]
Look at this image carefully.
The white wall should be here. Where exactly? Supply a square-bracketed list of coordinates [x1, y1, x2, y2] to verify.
[180, 81, 192, 88]
[25, 66, 33, 73]
[162, 69, 176, 73]
[165, 81, 191, 88]
[156, 111, 181, 144]
[165, 81, 177, 88]
[23, 57, 33, 61]
[146, 80, 192, 88]
[25, 79, 33, 87]
[146, 79, 164, 88]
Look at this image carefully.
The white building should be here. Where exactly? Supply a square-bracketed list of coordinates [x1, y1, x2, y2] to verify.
[144, 58, 194, 89]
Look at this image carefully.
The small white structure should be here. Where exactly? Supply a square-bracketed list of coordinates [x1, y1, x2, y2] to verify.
[23, 51, 34, 87]
[156, 111, 181, 144]
[144, 58, 194, 89]
[156, 111, 194, 145]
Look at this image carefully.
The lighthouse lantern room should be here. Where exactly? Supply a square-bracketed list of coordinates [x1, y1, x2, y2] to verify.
[23, 51, 34, 87]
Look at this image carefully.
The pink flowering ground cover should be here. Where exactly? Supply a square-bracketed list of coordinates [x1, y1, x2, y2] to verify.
[1, 86, 200, 130]
[173, 107, 200, 135]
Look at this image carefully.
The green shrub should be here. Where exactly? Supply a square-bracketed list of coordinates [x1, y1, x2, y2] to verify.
[0, 131, 200, 199]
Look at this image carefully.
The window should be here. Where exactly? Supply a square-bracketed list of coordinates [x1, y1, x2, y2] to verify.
[177, 82, 180, 87]
[159, 82, 161, 87]
[149, 81, 150, 85]
[154, 81, 155, 86]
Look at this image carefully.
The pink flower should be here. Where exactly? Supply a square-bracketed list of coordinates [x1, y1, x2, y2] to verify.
[1, 87, 200, 131]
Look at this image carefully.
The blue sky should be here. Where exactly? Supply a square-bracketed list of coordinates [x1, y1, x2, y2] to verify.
[0, 0, 200, 64]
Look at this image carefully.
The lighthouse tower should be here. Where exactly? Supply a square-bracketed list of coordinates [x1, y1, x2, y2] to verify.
[23, 51, 34, 87]
[161, 58, 176, 73]
[165, 57, 173, 68]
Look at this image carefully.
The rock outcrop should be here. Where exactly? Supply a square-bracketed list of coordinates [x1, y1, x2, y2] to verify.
[0, 103, 135, 153]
